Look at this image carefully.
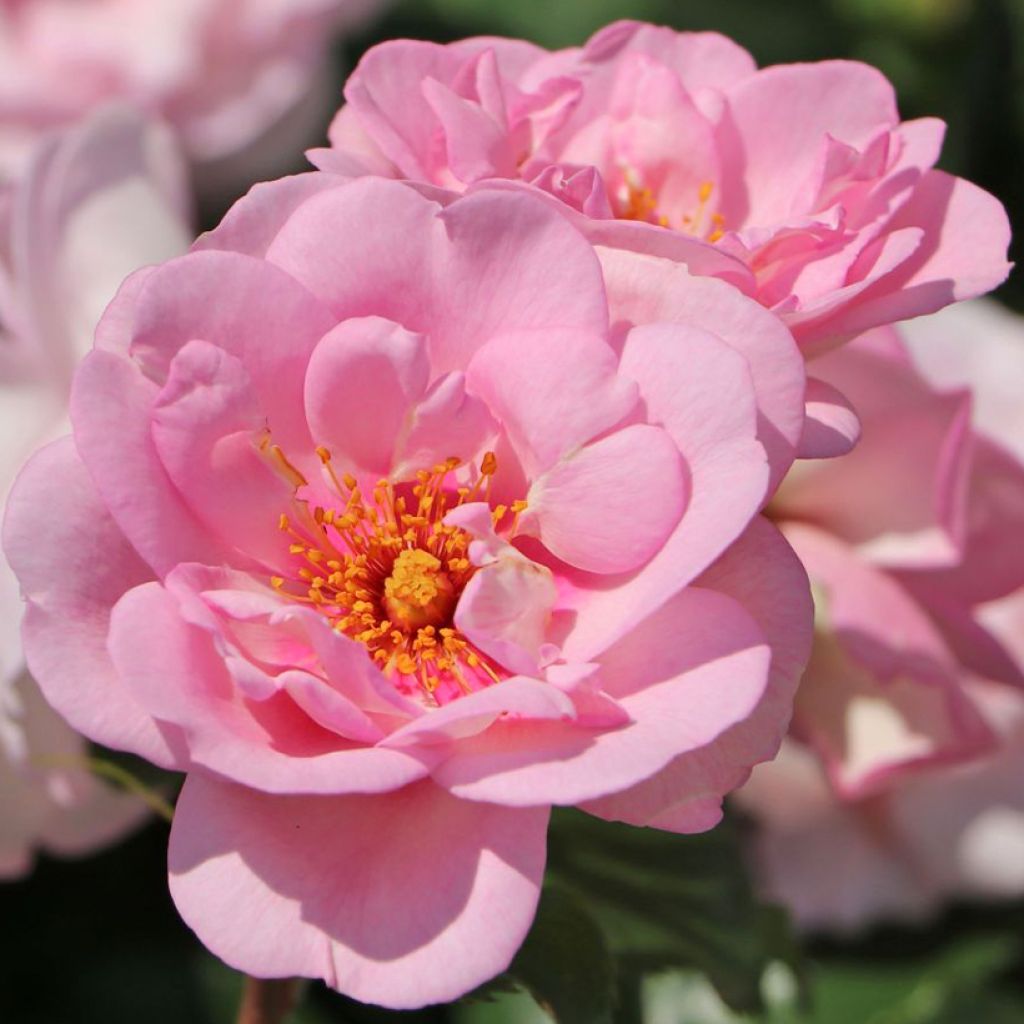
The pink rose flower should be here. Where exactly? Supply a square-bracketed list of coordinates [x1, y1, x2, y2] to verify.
[4, 172, 811, 1007]
[315, 20, 1011, 354]
[0, 105, 191, 875]
[737, 300, 1024, 931]
[0, 0, 385, 187]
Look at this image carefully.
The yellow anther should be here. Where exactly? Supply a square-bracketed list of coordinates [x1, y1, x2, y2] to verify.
[271, 451, 526, 700]
[270, 445, 308, 488]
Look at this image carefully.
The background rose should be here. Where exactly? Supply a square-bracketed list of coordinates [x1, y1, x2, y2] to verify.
[4, 172, 812, 1006]
[0, 106, 191, 877]
[738, 300, 1024, 932]
[314, 19, 1011, 354]
[0, 0, 388, 196]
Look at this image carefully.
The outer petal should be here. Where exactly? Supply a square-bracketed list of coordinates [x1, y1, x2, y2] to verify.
[71, 349, 235, 575]
[304, 316, 429, 478]
[776, 340, 974, 568]
[466, 328, 637, 477]
[724, 61, 898, 225]
[524, 424, 686, 574]
[111, 249, 337, 464]
[106, 581, 430, 795]
[736, 742, 937, 933]
[899, 299, 1024, 461]
[784, 523, 994, 797]
[151, 340, 295, 567]
[560, 323, 768, 660]
[194, 171, 345, 259]
[595, 246, 804, 487]
[798, 377, 862, 459]
[583, 517, 813, 830]
[430, 587, 770, 806]
[168, 774, 549, 1009]
[801, 171, 1012, 343]
[2, 437, 185, 767]
[265, 179, 609, 375]
[9, 104, 190, 377]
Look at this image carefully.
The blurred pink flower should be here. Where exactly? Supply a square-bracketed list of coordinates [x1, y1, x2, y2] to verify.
[316, 20, 1011, 353]
[738, 300, 1024, 931]
[4, 173, 811, 1006]
[0, 106, 191, 876]
[0, 0, 386, 189]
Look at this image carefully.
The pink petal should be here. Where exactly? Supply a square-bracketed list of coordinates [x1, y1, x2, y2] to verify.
[152, 340, 295, 567]
[467, 328, 636, 477]
[71, 349, 234, 575]
[575, 21, 757, 94]
[454, 555, 558, 675]
[265, 179, 609, 375]
[383, 677, 575, 748]
[798, 376, 862, 458]
[304, 316, 429, 478]
[784, 523, 995, 796]
[803, 171, 1012, 341]
[524, 423, 686, 574]
[168, 774, 548, 1009]
[392, 370, 499, 480]
[582, 517, 813, 829]
[596, 246, 804, 488]
[3, 437, 186, 768]
[279, 669, 385, 744]
[116, 250, 337, 466]
[421, 72, 516, 182]
[560, 323, 768, 660]
[343, 40, 473, 178]
[431, 587, 769, 806]
[776, 348, 973, 568]
[106, 582, 430, 795]
[725, 60, 898, 225]
[195, 172, 346, 259]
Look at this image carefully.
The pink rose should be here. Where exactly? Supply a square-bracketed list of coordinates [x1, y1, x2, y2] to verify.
[740, 677, 1024, 933]
[0, 106, 190, 875]
[737, 300, 1024, 930]
[315, 20, 1011, 353]
[4, 173, 811, 1007]
[0, 0, 386, 188]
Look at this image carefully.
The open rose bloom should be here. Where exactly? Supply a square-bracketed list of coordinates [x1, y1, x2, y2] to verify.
[314, 19, 1011, 353]
[0, 0, 385, 186]
[4, 172, 813, 1006]
[0, 106, 190, 875]
[738, 300, 1024, 932]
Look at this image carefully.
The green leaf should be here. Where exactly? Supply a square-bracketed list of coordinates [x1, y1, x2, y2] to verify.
[503, 885, 617, 1024]
[544, 809, 801, 1015]
[801, 933, 1024, 1024]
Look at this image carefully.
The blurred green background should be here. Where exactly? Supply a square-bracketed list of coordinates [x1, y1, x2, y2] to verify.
[3, 1, 1023, 1022]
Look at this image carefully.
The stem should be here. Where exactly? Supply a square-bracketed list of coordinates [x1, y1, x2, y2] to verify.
[85, 756, 176, 823]
[235, 977, 302, 1024]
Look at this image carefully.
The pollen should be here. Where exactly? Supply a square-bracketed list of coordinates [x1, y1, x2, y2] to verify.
[383, 548, 457, 630]
[616, 168, 725, 241]
[270, 449, 509, 702]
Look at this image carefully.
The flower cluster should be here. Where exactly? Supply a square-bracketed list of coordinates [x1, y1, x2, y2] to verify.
[0, 0, 386, 186]
[0, 15, 1017, 1013]
[0, 106, 190, 874]
[738, 299, 1024, 932]
[315, 20, 1011, 351]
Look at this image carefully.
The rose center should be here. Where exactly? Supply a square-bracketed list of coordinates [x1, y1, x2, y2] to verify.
[268, 450, 517, 702]
[383, 548, 457, 631]
[615, 170, 725, 241]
